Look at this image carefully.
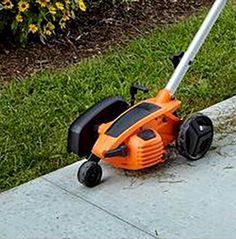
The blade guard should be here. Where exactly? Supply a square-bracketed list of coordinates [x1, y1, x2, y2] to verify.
[67, 97, 129, 157]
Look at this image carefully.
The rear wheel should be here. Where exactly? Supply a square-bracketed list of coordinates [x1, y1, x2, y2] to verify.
[177, 113, 214, 160]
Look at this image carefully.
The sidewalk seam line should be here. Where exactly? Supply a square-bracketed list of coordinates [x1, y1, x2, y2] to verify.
[42, 176, 157, 239]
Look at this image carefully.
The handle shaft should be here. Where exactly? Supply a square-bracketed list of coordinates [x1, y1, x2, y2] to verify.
[165, 0, 228, 94]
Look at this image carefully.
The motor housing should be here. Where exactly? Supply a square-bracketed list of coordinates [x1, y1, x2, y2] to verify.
[105, 130, 165, 170]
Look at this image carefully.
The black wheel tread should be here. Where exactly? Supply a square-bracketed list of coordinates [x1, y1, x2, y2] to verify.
[78, 161, 102, 187]
[177, 113, 214, 161]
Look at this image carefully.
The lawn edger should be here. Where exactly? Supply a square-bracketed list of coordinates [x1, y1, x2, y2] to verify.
[68, 0, 227, 187]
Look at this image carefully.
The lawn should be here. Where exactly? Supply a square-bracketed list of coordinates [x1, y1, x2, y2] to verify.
[0, 1, 236, 192]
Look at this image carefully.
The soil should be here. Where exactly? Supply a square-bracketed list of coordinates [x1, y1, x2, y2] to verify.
[0, 0, 213, 86]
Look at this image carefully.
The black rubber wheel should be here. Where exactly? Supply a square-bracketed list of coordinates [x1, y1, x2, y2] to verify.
[177, 113, 214, 161]
[77, 161, 102, 187]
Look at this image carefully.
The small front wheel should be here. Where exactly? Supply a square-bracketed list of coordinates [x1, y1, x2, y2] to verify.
[77, 161, 102, 187]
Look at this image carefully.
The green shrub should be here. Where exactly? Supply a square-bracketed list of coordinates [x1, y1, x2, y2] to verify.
[0, 0, 86, 43]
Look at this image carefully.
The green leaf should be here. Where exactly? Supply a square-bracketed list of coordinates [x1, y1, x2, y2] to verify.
[39, 33, 46, 44]
[11, 20, 18, 31]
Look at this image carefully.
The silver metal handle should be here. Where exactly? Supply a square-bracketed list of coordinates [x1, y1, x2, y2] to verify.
[165, 0, 228, 94]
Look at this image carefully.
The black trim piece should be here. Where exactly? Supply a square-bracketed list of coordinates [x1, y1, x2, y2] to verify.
[104, 145, 127, 158]
[106, 102, 161, 138]
[67, 97, 129, 157]
[138, 129, 156, 141]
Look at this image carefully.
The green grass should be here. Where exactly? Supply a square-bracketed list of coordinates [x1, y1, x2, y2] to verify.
[0, 2, 236, 192]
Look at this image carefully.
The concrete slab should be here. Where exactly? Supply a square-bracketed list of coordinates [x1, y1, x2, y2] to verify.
[44, 135, 236, 238]
[201, 96, 236, 126]
[0, 177, 154, 239]
[1, 96, 236, 239]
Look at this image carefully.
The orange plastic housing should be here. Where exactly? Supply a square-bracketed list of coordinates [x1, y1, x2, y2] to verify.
[92, 89, 181, 170]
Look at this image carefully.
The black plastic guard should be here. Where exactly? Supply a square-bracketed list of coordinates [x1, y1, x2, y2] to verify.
[67, 97, 129, 157]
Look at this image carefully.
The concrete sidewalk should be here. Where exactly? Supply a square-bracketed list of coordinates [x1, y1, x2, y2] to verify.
[0, 96, 236, 239]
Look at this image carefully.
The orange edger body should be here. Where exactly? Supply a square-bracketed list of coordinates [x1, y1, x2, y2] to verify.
[92, 90, 180, 170]
[68, 0, 226, 187]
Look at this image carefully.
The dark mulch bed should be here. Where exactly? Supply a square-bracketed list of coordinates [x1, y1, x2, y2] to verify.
[0, 0, 213, 85]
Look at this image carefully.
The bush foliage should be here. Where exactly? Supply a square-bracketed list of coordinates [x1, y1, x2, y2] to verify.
[0, 0, 86, 43]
